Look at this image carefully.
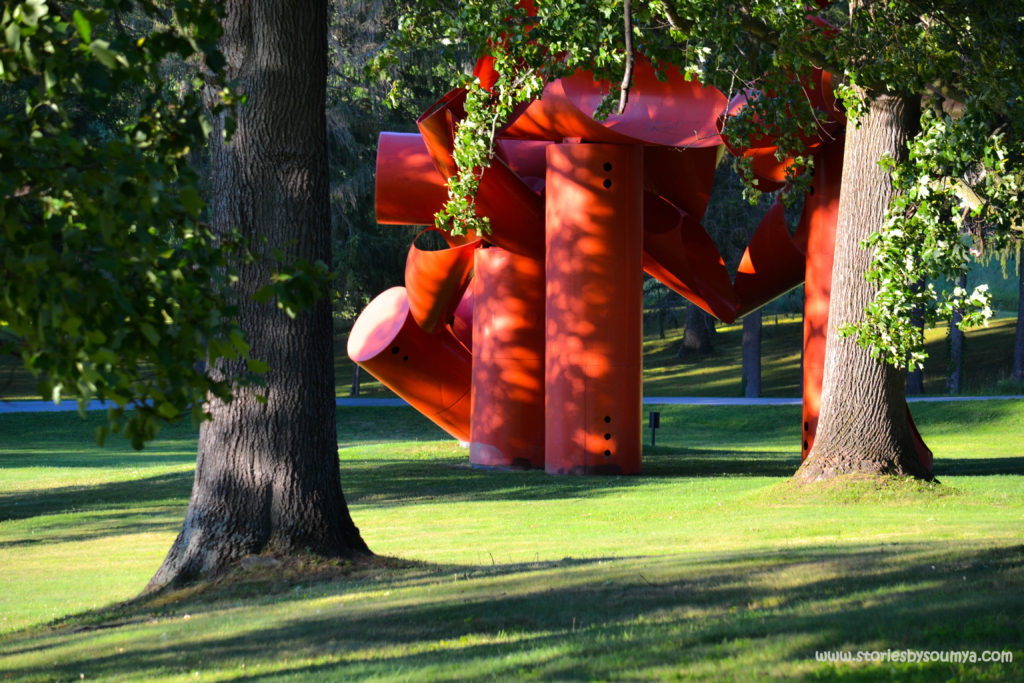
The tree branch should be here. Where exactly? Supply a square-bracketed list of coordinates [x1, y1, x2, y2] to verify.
[617, 0, 633, 115]
[661, 3, 845, 85]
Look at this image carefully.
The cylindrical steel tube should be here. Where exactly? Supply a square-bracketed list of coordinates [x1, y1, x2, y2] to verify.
[348, 287, 472, 441]
[545, 143, 644, 475]
[470, 248, 546, 469]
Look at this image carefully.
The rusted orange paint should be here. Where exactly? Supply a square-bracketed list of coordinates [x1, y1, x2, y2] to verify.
[734, 200, 807, 317]
[545, 143, 643, 475]
[374, 132, 448, 227]
[450, 287, 474, 352]
[643, 146, 721, 222]
[504, 58, 725, 149]
[374, 127, 543, 256]
[801, 140, 843, 460]
[642, 193, 738, 322]
[347, 287, 472, 442]
[470, 248, 546, 469]
[908, 408, 934, 471]
[405, 231, 480, 335]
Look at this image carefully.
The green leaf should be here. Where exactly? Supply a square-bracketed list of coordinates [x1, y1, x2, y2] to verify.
[88, 40, 118, 69]
[179, 186, 204, 216]
[5, 22, 21, 52]
[20, 0, 47, 27]
[157, 402, 178, 419]
[139, 322, 161, 347]
[72, 10, 91, 43]
[246, 358, 270, 374]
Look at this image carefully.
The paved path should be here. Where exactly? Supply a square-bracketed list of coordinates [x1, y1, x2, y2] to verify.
[1, 394, 1022, 414]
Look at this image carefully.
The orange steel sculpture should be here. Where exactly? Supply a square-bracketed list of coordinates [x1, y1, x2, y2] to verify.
[347, 54, 933, 476]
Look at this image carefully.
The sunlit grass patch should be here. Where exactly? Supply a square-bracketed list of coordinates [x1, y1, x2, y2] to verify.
[0, 402, 1022, 679]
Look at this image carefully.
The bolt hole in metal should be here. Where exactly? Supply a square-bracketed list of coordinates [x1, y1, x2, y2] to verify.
[604, 449, 612, 457]
[604, 415, 611, 423]
[391, 346, 400, 354]
[603, 178, 612, 189]
[603, 162, 613, 171]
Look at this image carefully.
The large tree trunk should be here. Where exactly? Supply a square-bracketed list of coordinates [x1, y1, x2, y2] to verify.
[1012, 256, 1024, 382]
[947, 272, 967, 394]
[741, 310, 761, 397]
[677, 303, 714, 357]
[149, 0, 369, 591]
[795, 93, 933, 483]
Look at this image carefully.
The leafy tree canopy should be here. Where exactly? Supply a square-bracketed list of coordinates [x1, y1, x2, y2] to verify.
[382, 0, 1024, 368]
[0, 0, 246, 447]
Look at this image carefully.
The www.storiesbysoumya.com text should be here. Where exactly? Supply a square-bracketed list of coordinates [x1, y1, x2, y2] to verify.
[815, 650, 1014, 664]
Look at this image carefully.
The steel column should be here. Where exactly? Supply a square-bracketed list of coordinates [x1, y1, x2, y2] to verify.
[470, 248, 546, 469]
[545, 143, 644, 475]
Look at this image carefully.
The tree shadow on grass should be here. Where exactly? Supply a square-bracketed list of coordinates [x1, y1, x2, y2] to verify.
[0, 471, 192, 522]
[0, 448, 196, 470]
[933, 457, 1024, 476]
[643, 448, 802, 477]
[1, 542, 1021, 680]
[341, 447, 801, 509]
[0, 519, 177, 550]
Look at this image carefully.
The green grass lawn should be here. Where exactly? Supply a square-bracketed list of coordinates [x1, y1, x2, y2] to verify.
[3, 307, 1022, 402]
[1, 403, 1022, 680]
[644, 312, 1024, 397]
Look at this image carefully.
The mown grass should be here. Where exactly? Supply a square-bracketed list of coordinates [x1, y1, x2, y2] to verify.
[1, 402, 1022, 680]
[644, 312, 1023, 397]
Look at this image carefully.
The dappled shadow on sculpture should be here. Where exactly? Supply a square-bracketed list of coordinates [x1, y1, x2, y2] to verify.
[349, 52, 932, 476]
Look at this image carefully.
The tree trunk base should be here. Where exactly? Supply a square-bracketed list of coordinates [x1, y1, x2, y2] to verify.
[794, 447, 935, 484]
[147, 532, 372, 594]
[143, 549, 392, 600]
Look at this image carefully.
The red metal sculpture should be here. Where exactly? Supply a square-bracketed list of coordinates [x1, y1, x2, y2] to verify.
[350, 52, 933, 476]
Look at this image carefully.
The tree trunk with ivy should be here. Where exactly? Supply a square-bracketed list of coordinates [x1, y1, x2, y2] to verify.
[795, 93, 934, 483]
[148, 0, 370, 591]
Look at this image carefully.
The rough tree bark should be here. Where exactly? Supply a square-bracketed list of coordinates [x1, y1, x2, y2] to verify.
[1012, 257, 1024, 382]
[741, 310, 762, 397]
[677, 303, 715, 357]
[947, 272, 966, 394]
[795, 93, 933, 483]
[149, 0, 370, 591]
